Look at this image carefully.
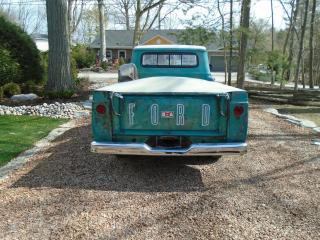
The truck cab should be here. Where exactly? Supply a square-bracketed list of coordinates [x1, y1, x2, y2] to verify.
[131, 45, 213, 80]
[91, 45, 248, 156]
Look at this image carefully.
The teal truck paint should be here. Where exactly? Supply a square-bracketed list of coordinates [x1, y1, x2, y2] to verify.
[91, 45, 248, 156]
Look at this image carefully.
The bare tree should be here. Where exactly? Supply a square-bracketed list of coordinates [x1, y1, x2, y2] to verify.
[280, 0, 296, 54]
[309, 0, 317, 89]
[217, 0, 227, 84]
[132, 0, 166, 46]
[280, 0, 295, 86]
[119, 0, 134, 30]
[46, 0, 73, 92]
[98, 0, 106, 62]
[237, 0, 251, 89]
[107, 0, 134, 30]
[0, 0, 46, 33]
[271, 0, 274, 52]
[17, 0, 32, 31]
[270, 0, 275, 85]
[67, 0, 85, 42]
[294, 0, 309, 90]
[77, 5, 100, 44]
[287, 0, 300, 82]
[228, 0, 233, 86]
[30, 5, 47, 34]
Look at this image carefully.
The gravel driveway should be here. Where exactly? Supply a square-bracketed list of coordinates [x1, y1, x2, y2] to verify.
[0, 101, 319, 239]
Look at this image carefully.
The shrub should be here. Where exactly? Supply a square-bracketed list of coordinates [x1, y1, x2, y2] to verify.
[0, 47, 22, 85]
[101, 61, 108, 71]
[75, 76, 89, 87]
[71, 44, 95, 69]
[70, 56, 78, 81]
[40, 51, 48, 83]
[0, 86, 3, 99]
[0, 15, 43, 84]
[266, 50, 287, 76]
[21, 80, 37, 93]
[46, 90, 74, 99]
[119, 57, 125, 66]
[3, 82, 21, 97]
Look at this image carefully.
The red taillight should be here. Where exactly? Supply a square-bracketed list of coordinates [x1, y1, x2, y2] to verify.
[234, 105, 244, 117]
[96, 104, 106, 114]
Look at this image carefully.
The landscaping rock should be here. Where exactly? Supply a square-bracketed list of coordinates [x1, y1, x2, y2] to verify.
[82, 99, 92, 109]
[300, 119, 317, 128]
[311, 139, 320, 145]
[0, 102, 88, 119]
[313, 127, 320, 133]
[10, 93, 38, 102]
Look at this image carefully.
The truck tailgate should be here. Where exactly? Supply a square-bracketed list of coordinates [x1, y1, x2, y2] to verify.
[112, 94, 228, 137]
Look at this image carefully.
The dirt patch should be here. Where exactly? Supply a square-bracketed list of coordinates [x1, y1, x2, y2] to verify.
[0, 102, 319, 239]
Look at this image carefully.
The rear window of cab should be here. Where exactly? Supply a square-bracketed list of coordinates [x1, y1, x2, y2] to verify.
[141, 53, 198, 68]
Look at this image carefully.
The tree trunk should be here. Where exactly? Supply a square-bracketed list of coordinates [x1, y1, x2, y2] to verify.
[132, 0, 165, 46]
[294, 0, 309, 90]
[217, 0, 228, 84]
[67, 0, 72, 44]
[98, 0, 106, 62]
[132, 0, 141, 46]
[237, 0, 251, 89]
[309, 0, 316, 89]
[302, 54, 305, 88]
[270, 0, 275, 85]
[281, 0, 293, 55]
[228, 0, 233, 86]
[286, 0, 300, 82]
[46, 0, 73, 92]
[271, 0, 274, 52]
[125, 5, 130, 30]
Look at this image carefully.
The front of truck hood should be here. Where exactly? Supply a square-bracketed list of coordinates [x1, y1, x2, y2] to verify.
[96, 76, 245, 94]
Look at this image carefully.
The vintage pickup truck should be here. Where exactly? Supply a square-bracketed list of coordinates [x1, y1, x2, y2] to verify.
[91, 45, 248, 156]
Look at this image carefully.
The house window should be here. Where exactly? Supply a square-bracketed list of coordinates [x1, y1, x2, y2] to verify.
[106, 50, 112, 59]
[118, 50, 126, 59]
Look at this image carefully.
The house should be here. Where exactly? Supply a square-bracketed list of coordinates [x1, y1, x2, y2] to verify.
[90, 29, 238, 72]
[31, 33, 49, 52]
[31, 33, 76, 52]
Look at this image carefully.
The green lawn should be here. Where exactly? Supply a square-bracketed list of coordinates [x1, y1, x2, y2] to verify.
[0, 115, 68, 166]
[277, 106, 320, 126]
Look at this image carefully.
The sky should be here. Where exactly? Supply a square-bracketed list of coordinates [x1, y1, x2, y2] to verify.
[0, 0, 287, 35]
[251, 0, 286, 29]
[174, 0, 287, 30]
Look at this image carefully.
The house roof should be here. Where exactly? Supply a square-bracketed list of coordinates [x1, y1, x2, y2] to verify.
[30, 33, 48, 52]
[90, 29, 220, 51]
[30, 33, 48, 40]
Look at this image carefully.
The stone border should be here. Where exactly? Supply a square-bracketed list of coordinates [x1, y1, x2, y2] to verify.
[0, 102, 88, 119]
[0, 120, 77, 182]
[264, 108, 320, 145]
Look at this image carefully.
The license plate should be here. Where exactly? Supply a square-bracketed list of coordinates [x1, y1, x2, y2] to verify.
[161, 111, 174, 118]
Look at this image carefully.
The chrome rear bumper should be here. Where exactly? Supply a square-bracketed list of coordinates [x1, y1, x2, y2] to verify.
[91, 141, 247, 156]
